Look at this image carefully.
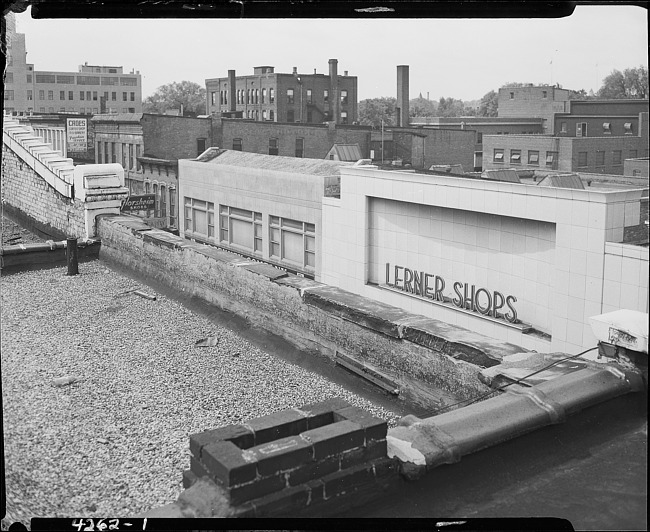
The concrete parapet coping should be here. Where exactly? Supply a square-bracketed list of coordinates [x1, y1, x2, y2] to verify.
[387, 364, 644, 479]
[1, 238, 100, 256]
[99, 213, 526, 368]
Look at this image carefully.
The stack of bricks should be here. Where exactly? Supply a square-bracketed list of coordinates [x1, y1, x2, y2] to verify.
[184, 397, 399, 517]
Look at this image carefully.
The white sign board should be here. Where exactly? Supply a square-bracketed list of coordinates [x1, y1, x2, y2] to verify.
[66, 118, 87, 152]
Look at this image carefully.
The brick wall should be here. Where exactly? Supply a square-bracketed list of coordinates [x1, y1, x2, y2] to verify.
[624, 158, 650, 177]
[217, 119, 371, 160]
[97, 215, 502, 400]
[178, 397, 396, 517]
[393, 129, 476, 170]
[142, 114, 212, 160]
[1, 142, 86, 239]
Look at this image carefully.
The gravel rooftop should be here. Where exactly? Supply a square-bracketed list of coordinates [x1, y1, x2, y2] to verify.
[1, 261, 401, 528]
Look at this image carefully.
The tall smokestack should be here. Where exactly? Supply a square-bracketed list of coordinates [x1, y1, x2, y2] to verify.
[228, 70, 236, 112]
[396, 65, 409, 127]
[329, 59, 339, 124]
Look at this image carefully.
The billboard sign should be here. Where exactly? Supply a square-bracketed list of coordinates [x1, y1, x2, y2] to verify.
[66, 118, 88, 152]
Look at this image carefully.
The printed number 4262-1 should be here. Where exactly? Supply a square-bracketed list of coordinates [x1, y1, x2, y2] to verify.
[71, 518, 120, 531]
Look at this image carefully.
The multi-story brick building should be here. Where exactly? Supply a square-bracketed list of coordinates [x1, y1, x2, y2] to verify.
[482, 112, 649, 175]
[205, 59, 357, 125]
[408, 116, 545, 170]
[3, 13, 142, 116]
[212, 118, 371, 159]
[553, 99, 649, 138]
[497, 85, 571, 134]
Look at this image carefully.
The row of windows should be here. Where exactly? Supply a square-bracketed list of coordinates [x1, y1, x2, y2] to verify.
[184, 201, 315, 270]
[564, 122, 635, 136]
[509, 90, 548, 99]
[210, 88, 349, 107]
[493, 149, 557, 166]
[232, 137, 305, 157]
[32, 90, 136, 102]
[576, 149, 644, 167]
[33, 74, 138, 86]
[97, 141, 142, 170]
[144, 182, 177, 227]
[493, 148, 642, 166]
[224, 108, 347, 124]
[31, 107, 135, 114]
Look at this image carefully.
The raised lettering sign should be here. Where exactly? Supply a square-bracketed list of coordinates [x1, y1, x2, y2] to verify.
[121, 194, 155, 212]
[385, 262, 518, 324]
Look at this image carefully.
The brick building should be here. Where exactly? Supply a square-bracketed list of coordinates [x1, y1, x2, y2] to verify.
[92, 113, 212, 230]
[497, 85, 571, 134]
[408, 116, 545, 170]
[624, 157, 649, 178]
[483, 117, 649, 175]
[212, 118, 371, 159]
[553, 99, 649, 138]
[205, 59, 357, 125]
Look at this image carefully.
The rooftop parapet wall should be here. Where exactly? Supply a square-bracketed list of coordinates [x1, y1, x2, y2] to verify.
[2, 114, 130, 239]
[96, 214, 527, 402]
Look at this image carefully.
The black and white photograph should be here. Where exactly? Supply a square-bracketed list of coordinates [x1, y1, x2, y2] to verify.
[1, 2, 648, 530]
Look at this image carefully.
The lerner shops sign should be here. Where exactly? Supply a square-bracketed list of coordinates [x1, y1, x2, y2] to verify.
[384, 263, 518, 324]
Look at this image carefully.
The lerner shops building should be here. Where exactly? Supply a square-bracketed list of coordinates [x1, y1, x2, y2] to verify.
[178, 150, 648, 355]
[321, 166, 648, 355]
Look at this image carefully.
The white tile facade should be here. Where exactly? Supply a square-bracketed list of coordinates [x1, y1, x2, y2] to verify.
[321, 166, 648, 355]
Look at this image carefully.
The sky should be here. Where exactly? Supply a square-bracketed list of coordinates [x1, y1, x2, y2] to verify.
[11, 4, 649, 103]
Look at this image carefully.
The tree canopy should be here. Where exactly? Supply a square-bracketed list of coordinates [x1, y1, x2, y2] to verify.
[477, 90, 498, 117]
[597, 66, 648, 99]
[143, 81, 207, 117]
[358, 97, 397, 127]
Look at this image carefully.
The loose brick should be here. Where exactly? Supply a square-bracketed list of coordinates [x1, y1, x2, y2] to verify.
[246, 409, 310, 445]
[287, 455, 340, 486]
[339, 439, 387, 470]
[250, 483, 311, 517]
[189, 424, 253, 457]
[320, 462, 375, 500]
[202, 440, 257, 487]
[228, 472, 286, 505]
[244, 435, 314, 476]
[301, 420, 364, 460]
[334, 405, 388, 442]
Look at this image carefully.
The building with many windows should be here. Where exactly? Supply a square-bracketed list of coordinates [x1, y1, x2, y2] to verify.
[179, 149, 352, 278]
[205, 59, 357, 125]
[3, 13, 142, 116]
[483, 112, 648, 175]
[92, 113, 212, 231]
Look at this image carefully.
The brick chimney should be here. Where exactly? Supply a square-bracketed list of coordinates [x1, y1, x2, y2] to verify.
[396, 65, 409, 127]
[329, 59, 339, 124]
[228, 70, 236, 113]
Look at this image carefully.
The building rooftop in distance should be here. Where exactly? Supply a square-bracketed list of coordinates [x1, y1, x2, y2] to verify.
[196, 148, 353, 175]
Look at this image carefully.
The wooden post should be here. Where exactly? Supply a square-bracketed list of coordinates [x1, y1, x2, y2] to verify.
[66, 237, 78, 276]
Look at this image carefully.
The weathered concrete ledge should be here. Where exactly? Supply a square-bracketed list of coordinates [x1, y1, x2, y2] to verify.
[1, 238, 101, 273]
[96, 214, 528, 400]
[387, 360, 645, 479]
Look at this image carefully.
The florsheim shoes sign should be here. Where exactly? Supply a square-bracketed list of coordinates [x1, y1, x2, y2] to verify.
[121, 194, 155, 212]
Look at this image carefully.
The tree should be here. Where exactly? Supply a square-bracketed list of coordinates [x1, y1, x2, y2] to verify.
[143, 81, 207, 117]
[477, 90, 498, 117]
[358, 97, 396, 127]
[437, 97, 467, 117]
[409, 96, 437, 117]
[598, 67, 648, 99]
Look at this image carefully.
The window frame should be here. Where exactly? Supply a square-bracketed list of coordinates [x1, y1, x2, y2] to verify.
[218, 205, 262, 253]
[528, 150, 539, 165]
[269, 216, 316, 271]
[493, 149, 504, 162]
[184, 198, 215, 239]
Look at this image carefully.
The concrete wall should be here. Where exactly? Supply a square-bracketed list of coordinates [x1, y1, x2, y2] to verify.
[96, 215, 515, 400]
[320, 165, 648, 355]
[602, 242, 649, 314]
